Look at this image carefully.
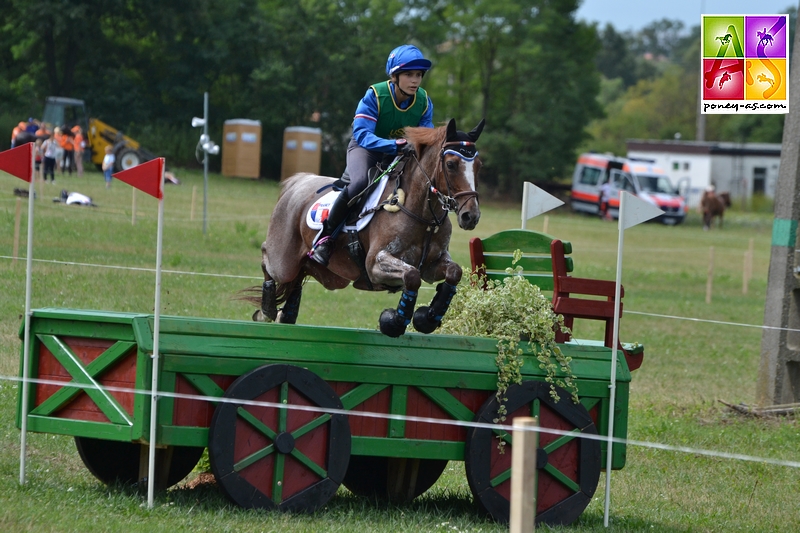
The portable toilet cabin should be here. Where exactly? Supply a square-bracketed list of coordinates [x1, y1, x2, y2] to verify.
[222, 119, 261, 179]
[280, 126, 322, 180]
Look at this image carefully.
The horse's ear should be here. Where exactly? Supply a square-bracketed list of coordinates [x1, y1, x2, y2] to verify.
[467, 119, 485, 142]
[446, 119, 457, 141]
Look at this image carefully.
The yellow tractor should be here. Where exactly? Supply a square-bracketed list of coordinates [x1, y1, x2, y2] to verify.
[42, 97, 156, 171]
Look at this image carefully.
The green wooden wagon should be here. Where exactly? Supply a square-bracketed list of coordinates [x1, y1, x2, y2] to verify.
[17, 307, 642, 526]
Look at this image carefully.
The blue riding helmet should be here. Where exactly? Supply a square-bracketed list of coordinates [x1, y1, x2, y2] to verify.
[386, 45, 432, 77]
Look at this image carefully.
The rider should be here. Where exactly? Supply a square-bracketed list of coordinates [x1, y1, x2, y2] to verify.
[309, 44, 435, 266]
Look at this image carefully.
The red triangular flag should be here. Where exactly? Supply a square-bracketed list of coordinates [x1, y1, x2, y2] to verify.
[112, 157, 164, 199]
[0, 143, 34, 182]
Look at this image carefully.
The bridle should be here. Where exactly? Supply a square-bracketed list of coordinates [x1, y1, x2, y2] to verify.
[438, 140, 480, 214]
[390, 139, 480, 269]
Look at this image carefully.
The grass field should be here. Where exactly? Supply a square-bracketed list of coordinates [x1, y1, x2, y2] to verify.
[0, 167, 798, 532]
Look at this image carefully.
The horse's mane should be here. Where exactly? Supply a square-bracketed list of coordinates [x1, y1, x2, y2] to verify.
[404, 124, 446, 161]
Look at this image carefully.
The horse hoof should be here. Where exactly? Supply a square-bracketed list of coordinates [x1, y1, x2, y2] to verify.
[379, 309, 408, 338]
[412, 306, 439, 334]
[253, 310, 276, 323]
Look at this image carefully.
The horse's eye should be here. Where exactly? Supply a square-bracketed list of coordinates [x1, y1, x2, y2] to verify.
[446, 160, 457, 171]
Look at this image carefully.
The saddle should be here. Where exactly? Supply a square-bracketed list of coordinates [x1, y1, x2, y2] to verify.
[305, 157, 409, 289]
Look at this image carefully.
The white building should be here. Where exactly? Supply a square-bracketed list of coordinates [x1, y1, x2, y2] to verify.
[626, 139, 781, 208]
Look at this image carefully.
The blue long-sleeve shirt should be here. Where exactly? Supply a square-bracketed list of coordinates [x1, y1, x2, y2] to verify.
[352, 82, 434, 154]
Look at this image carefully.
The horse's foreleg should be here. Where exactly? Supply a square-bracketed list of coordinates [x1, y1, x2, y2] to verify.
[379, 269, 421, 337]
[413, 262, 462, 334]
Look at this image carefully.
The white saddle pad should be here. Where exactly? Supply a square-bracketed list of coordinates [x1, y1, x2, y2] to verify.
[305, 174, 390, 232]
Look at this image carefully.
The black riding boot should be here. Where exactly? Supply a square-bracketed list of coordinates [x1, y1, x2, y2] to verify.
[309, 189, 350, 266]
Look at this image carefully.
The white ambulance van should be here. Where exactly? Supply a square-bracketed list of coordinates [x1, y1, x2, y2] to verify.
[570, 153, 688, 225]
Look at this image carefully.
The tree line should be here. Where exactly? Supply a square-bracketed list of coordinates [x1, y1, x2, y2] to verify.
[1, 1, 794, 195]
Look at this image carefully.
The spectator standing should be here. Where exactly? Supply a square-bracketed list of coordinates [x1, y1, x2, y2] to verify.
[102, 145, 115, 188]
[41, 135, 58, 183]
[599, 180, 613, 220]
[72, 126, 85, 177]
[59, 128, 75, 175]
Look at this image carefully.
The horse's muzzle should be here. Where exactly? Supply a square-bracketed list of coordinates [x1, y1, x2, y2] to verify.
[458, 208, 481, 230]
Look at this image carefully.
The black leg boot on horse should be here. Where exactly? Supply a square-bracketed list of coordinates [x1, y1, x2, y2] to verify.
[379, 270, 422, 338]
[413, 263, 462, 333]
[309, 189, 350, 266]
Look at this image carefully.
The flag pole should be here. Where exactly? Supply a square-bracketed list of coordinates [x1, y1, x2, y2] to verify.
[19, 144, 36, 484]
[147, 163, 165, 508]
[521, 182, 530, 229]
[603, 192, 626, 526]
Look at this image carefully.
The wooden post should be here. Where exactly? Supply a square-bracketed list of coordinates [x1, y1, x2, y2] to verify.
[743, 238, 754, 294]
[706, 246, 714, 304]
[510, 416, 538, 533]
[131, 189, 137, 226]
[13, 197, 22, 264]
[190, 185, 197, 221]
[542, 215, 549, 235]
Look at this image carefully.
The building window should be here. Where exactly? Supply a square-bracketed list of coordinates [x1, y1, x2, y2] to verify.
[672, 162, 679, 170]
[683, 162, 690, 170]
[753, 167, 767, 194]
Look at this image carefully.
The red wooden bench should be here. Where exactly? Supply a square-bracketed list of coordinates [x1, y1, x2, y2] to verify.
[550, 239, 643, 371]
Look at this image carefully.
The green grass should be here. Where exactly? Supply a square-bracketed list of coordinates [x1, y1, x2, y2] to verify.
[1, 167, 798, 532]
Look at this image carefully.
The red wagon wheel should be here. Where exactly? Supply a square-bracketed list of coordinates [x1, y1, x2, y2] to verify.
[343, 456, 448, 502]
[464, 381, 601, 526]
[208, 364, 351, 513]
[74, 437, 204, 488]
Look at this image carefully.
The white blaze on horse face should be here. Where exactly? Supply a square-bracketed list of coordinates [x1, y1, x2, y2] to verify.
[463, 160, 476, 191]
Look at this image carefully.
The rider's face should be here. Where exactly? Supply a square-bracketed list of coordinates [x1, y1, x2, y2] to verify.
[395, 70, 424, 96]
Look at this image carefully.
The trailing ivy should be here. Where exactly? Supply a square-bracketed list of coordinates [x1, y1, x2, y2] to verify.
[436, 251, 579, 449]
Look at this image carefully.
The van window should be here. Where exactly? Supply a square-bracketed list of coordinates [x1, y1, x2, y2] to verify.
[610, 170, 636, 193]
[579, 166, 602, 186]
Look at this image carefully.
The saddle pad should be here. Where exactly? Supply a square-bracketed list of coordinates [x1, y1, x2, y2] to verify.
[305, 174, 390, 231]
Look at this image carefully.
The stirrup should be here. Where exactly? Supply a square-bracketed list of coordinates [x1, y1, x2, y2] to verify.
[308, 236, 333, 265]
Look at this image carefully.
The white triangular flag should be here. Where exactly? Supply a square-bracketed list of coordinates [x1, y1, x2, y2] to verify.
[522, 182, 564, 221]
[619, 191, 664, 230]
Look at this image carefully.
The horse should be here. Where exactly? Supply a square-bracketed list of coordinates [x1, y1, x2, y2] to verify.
[250, 118, 484, 337]
[701, 190, 731, 230]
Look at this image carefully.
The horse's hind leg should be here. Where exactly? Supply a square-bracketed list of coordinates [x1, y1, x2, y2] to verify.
[413, 263, 462, 334]
[253, 278, 278, 322]
[277, 283, 303, 324]
[379, 269, 421, 337]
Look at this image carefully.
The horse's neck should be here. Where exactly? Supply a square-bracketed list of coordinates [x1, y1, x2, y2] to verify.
[402, 159, 445, 220]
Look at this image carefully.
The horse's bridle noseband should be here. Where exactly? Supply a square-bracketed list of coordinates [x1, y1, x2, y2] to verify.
[437, 141, 480, 214]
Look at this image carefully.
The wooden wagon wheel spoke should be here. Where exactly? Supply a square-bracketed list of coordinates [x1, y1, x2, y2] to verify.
[465, 381, 601, 527]
[209, 364, 350, 513]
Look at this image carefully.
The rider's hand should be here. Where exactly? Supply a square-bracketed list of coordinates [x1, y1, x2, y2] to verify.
[396, 138, 414, 157]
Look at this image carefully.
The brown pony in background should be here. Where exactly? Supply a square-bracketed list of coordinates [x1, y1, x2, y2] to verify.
[700, 188, 731, 230]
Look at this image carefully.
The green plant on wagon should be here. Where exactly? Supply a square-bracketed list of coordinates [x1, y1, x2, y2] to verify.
[437, 250, 579, 448]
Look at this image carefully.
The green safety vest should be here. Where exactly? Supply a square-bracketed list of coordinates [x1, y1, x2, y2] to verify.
[371, 81, 428, 139]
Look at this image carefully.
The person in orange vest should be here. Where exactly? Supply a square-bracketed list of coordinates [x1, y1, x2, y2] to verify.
[10, 121, 26, 148]
[58, 126, 75, 175]
[71, 125, 85, 177]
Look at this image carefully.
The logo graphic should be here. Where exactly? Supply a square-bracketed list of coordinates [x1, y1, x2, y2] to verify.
[701, 14, 789, 114]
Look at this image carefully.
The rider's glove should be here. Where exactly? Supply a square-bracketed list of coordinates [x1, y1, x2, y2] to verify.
[395, 138, 415, 157]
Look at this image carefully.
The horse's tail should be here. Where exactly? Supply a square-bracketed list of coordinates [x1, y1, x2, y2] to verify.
[236, 286, 262, 307]
[236, 277, 305, 309]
